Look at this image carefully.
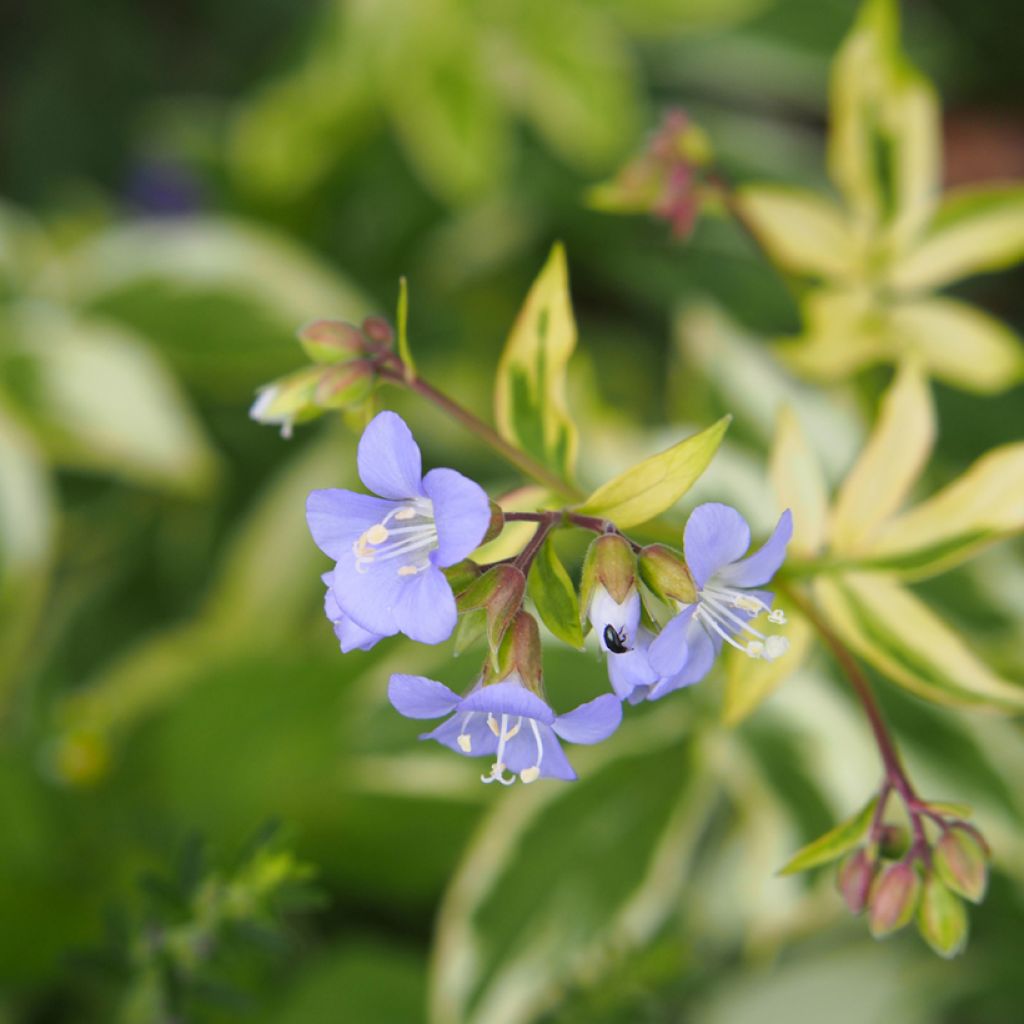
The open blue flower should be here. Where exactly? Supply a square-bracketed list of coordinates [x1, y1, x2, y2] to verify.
[307, 411, 490, 646]
[648, 503, 793, 683]
[322, 574, 384, 652]
[388, 672, 623, 785]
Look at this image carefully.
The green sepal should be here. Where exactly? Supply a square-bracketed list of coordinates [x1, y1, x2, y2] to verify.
[443, 559, 482, 597]
[916, 872, 968, 958]
[457, 565, 526, 653]
[297, 319, 367, 364]
[493, 611, 543, 694]
[528, 538, 584, 650]
[778, 795, 878, 875]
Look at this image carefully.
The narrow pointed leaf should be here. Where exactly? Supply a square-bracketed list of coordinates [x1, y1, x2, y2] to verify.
[778, 795, 877, 875]
[770, 406, 830, 559]
[830, 359, 934, 552]
[815, 573, 1024, 712]
[494, 244, 579, 483]
[736, 185, 856, 280]
[396, 276, 416, 378]
[575, 416, 730, 529]
[891, 183, 1024, 293]
[528, 538, 584, 649]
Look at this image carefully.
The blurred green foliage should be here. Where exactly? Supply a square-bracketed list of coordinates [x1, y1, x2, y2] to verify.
[1, 0, 1023, 1022]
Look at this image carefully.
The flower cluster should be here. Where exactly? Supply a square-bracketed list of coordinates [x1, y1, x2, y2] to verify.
[307, 411, 791, 784]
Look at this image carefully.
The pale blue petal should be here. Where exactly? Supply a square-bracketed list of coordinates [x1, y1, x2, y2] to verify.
[329, 558, 403, 637]
[423, 467, 491, 566]
[458, 679, 555, 723]
[716, 510, 792, 588]
[553, 694, 623, 745]
[535, 728, 576, 781]
[591, 587, 641, 650]
[392, 566, 457, 644]
[388, 674, 461, 719]
[608, 646, 658, 700]
[357, 411, 424, 499]
[650, 622, 716, 697]
[684, 502, 751, 588]
[648, 605, 696, 676]
[501, 723, 575, 780]
[306, 489, 396, 560]
[421, 712, 498, 757]
[334, 616, 383, 653]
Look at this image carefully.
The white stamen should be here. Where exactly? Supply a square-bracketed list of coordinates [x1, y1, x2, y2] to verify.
[768, 609, 787, 625]
[352, 498, 439, 575]
[520, 766, 540, 784]
[765, 635, 790, 660]
[694, 582, 790, 661]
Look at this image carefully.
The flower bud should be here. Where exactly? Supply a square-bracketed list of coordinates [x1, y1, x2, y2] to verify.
[298, 319, 367, 363]
[837, 848, 875, 915]
[877, 823, 910, 860]
[495, 610, 543, 693]
[916, 872, 968, 959]
[313, 362, 374, 409]
[249, 366, 325, 438]
[457, 565, 526, 652]
[868, 861, 921, 938]
[933, 825, 989, 904]
[443, 559, 482, 597]
[482, 502, 505, 545]
[638, 544, 697, 605]
[580, 534, 637, 613]
[361, 315, 394, 346]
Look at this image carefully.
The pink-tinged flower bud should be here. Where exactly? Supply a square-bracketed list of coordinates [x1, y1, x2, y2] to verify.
[249, 366, 324, 438]
[482, 502, 505, 545]
[361, 315, 394, 346]
[877, 824, 910, 860]
[868, 861, 921, 938]
[837, 848, 875, 915]
[581, 534, 637, 611]
[458, 565, 527, 653]
[496, 610, 544, 694]
[638, 544, 696, 605]
[313, 362, 374, 409]
[916, 872, 969, 959]
[933, 826, 989, 904]
[298, 319, 367, 363]
[443, 559, 482, 597]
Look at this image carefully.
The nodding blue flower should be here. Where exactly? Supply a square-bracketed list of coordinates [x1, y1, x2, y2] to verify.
[648, 503, 793, 684]
[388, 672, 623, 785]
[307, 411, 490, 646]
[588, 583, 641, 656]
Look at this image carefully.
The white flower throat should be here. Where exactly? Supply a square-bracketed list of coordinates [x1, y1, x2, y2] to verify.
[696, 582, 789, 660]
[353, 497, 438, 576]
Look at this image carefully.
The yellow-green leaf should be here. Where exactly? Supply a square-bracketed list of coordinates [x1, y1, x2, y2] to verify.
[575, 416, 730, 529]
[723, 615, 813, 727]
[887, 298, 1024, 394]
[472, 486, 552, 564]
[494, 243, 579, 482]
[528, 538, 584, 649]
[827, 0, 939, 244]
[890, 184, 1024, 293]
[396, 275, 416, 378]
[814, 573, 1024, 712]
[829, 359, 934, 552]
[778, 795, 877, 875]
[867, 443, 1024, 578]
[770, 406, 830, 559]
[736, 185, 856, 280]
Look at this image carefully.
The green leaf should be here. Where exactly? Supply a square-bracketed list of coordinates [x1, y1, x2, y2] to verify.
[735, 185, 856, 280]
[0, 409, 55, 708]
[770, 406, 830, 560]
[430, 724, 716, 1024]
[396, 276, 416, 378]
[528, 538, 584, 649]
[865, 443, 1024, 578]
[829, 359, 934, 554]
[890, 183, 1024, 293]
[827, 0, 939, 247]
[916, 874, 968, 959]
[778, 795, 877, 875]
[575, 416, 730, 529]
[886, 298, 1024, 394]
[814, 573, 1024, 713]
[494, 244, 579, 484]
[9, 307, 217, 495]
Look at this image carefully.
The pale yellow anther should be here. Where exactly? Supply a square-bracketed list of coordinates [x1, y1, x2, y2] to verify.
[520, 766, 540, 784]
[733, 594, 762, 614]
[457, 734, 472, 753]
[746, 640, 765, 658]
[487, 714, 500, 736]
[504, 722, 521, 740]
[768, 609, 787, 625]
[365, 523, 390, 545]
[765, 635, 790, 660]
[397, 565, 420, 576]
[395, 507, 416, 521]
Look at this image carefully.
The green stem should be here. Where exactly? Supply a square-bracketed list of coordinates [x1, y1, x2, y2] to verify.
[377, 358, 581, 501]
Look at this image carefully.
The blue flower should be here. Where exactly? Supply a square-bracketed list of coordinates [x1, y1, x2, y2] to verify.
[388, 672, 623, 785]
[322, 574, 384, 652]
[648, 503, 793, 685]
[307, 411, 490, 646]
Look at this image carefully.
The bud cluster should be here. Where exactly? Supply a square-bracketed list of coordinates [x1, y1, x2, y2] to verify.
[837, 803, 988, 959]
[249, 317, 392, 437]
